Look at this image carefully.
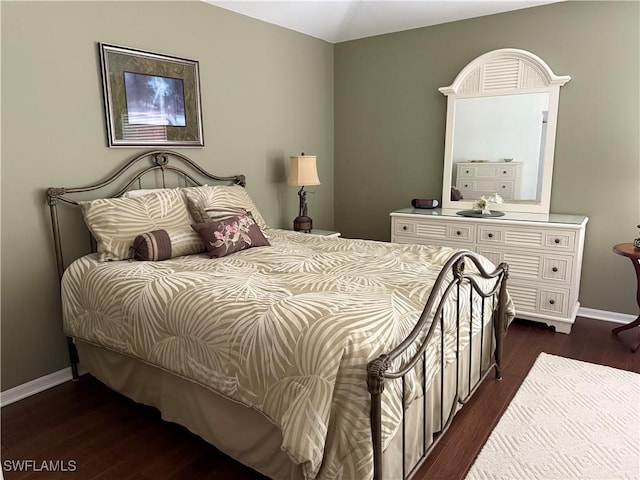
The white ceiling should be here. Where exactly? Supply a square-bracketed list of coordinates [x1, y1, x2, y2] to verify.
[203, 0, 562, 43]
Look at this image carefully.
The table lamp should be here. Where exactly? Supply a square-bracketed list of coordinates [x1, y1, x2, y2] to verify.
[288, 153, 320, 232]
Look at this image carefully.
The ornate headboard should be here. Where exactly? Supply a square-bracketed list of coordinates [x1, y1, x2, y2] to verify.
[46, 149, 246, 280]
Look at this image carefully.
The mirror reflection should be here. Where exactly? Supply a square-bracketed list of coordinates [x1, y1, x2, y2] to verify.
[451, 92, 550, 203]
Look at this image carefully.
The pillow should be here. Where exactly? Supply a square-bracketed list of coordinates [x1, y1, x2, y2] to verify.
[129, 230, 172, 261]
[191, 214, 270, 258]
[80, 188, 204, 261]
[186, 198, 212, 224]
[187, 198, 253, 224]
[182, 185, 268, 230]
[122, 188, 167, 198]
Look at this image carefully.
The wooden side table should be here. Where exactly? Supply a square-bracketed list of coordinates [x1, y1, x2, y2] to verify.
[611, 243, 640, 352]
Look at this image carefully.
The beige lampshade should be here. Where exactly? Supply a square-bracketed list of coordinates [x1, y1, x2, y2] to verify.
[288, 155, 320, 186]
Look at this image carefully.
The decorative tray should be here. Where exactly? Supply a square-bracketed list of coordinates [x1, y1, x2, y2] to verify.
[456, 210, 505, 218]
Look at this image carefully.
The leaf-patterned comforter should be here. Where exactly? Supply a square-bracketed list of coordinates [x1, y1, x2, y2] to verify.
[62, 229, 507, 479]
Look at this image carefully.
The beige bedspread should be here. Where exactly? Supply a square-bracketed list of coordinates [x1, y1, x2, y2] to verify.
[61, 229, 509, 479]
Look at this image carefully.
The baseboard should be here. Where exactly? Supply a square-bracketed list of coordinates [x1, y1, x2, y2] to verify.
[578, 307, 636, 325]
[1, 366, 86, 408]
[0, 307, 635, 407]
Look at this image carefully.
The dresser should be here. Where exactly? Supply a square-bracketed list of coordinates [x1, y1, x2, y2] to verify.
[455, 162, 523, 200]
[390, 208, 588, 334]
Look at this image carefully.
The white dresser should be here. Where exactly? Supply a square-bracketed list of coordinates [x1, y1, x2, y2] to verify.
[455, 162, 523, 200]
[390, 208, 588, 334]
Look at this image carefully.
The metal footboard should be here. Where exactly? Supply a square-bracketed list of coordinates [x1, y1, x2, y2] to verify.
[367, 251, 509, 480]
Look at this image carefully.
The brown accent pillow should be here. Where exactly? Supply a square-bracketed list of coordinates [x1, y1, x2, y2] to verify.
[191, 215, 270, 258]
[129, 230, 172, 261]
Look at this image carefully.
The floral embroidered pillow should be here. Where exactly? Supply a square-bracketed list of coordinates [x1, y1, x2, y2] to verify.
[191, 214, 270, 258]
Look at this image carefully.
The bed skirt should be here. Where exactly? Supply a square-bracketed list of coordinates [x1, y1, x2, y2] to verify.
[75, 320, 493, 480]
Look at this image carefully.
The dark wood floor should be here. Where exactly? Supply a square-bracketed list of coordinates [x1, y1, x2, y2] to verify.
[2, 317, 639, 480]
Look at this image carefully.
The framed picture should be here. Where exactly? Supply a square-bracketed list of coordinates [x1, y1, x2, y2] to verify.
[99, 43, 204, 147]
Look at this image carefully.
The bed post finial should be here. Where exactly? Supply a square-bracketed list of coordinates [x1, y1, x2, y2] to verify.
[451, 257, 466, 280]
[367, 354, 389, 394]
[46, 187, 66, 205]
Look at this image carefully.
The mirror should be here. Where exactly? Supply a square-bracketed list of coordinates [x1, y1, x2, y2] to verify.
[440, 49, 570, 214]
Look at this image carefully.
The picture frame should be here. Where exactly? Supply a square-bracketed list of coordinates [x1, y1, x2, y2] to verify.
[99, 43, 204, 148]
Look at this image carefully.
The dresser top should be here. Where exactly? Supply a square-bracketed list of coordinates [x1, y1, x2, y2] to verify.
[391, 208, 588, 226]
[457, 161, 523, 165]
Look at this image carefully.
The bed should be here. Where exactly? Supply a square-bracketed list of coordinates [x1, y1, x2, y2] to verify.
[46, 150, 513, 480]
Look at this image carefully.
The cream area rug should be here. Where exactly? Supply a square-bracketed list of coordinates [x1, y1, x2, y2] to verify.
[465, 352, 640, 480]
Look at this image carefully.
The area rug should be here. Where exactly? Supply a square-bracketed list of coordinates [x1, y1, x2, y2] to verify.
[465, 352, 640, 480]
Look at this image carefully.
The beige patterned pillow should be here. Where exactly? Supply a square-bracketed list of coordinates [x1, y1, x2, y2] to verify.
[80, 188, 204, 262]
[122, 188, 167, 198]
[182, 185, 268, 230]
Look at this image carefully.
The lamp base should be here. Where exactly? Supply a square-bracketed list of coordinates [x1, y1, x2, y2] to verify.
[293, 216, 313, 233]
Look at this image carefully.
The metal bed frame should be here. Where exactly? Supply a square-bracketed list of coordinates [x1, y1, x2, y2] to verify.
[46, 149, 510, 480]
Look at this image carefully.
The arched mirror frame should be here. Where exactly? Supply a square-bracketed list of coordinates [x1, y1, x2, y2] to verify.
[440, 48, 571, 214]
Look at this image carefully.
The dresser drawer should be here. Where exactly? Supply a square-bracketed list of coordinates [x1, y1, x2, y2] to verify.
[457, 166, 475, 178]
[394, 221, 416, 236]
[541, 256, 573, 282]
[445, 224, 474, 242]
[544, 231, 576, 251]
[393, 218, 475, 245]
[476, 248, 573, 284]
[412, 221, 474, 243]
[477, 227, 505, 244]
[457, 165, 498, 178]
[497, 166, 518, 179]
[477, 225, 578, 253]
[488, 227, 544, 248]
[495, 181, 515, 195]
[539, 288, 570, 316]
[457, 180, 496, 193]
[507, 283, 570, 317]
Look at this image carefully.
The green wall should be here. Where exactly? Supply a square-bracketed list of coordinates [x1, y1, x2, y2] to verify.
[2, 0, 639, 392]
[335, 1, 639, 315]
[1, 1, 334, 390]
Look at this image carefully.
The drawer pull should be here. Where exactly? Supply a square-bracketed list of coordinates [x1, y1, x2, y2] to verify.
[501, 185, 506, 189]
[552, 267, 558, 272]
[456, 230, 462, 236]
[488, 233, 494, 239]
[502, 170, 507, 174]
[554, 238, 560, 244]
[402, 226, 408, 231]
[465, 170, 470, 174]
[549, 299, 556, 305]
[464, 184, 469, 188]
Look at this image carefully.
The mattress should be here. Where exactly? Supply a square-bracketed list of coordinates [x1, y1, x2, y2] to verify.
[62, 229, 509, 479]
